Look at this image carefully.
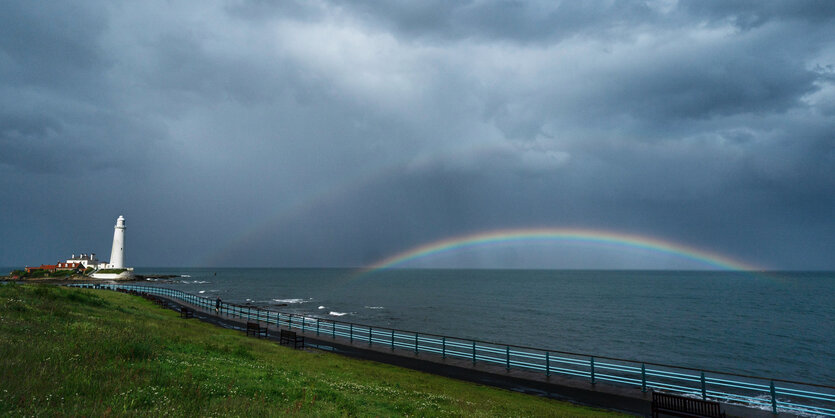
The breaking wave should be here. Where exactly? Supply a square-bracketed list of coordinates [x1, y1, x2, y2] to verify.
[273, 298, 313, 304]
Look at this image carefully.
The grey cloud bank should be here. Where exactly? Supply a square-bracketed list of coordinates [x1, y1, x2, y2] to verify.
[1, 0, 833, 270]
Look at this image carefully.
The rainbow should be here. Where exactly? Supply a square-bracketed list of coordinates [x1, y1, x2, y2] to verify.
[363, 228, 762, 273]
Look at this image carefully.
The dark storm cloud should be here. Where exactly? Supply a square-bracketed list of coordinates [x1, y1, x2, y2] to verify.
[681, 0, 835, 29]
[331, 1, 662, 43]
[1, 0, 834, 269]
[0, 1, 171, 175]
[337, 0, 835, 43]
[0, 2, 106, 89]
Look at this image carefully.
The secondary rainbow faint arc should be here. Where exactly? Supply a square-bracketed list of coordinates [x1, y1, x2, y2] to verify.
[363, 228, 762, 272]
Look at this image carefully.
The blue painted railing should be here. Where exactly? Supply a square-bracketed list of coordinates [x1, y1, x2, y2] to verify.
[70, 283, 835, 417]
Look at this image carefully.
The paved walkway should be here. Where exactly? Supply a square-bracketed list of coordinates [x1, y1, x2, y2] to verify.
[146, 291, 793, 418]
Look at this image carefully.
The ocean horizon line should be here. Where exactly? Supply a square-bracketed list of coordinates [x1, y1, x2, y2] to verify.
[4, 266, 834, 273]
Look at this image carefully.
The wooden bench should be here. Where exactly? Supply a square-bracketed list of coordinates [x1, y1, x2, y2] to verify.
[144, 294, 164, 306]
[280, 329, 304, 349]
[246, 322, 268, 338]
[652, 392, 725, 418]
[179, 306, 194, 319]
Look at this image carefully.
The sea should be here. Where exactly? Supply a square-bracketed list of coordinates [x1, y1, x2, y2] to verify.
[11, 267, 834, 386]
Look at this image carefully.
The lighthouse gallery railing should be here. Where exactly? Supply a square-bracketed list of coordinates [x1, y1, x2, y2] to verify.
[70, 283, 835, 417]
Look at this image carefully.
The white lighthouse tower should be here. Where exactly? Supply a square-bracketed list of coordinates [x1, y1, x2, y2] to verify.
[92, 215, 133, 279]
[109, 215, 126, 268]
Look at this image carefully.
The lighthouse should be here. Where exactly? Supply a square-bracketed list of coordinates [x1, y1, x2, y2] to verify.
[91, 215, 133, 279]
[108, 215, 126, 268]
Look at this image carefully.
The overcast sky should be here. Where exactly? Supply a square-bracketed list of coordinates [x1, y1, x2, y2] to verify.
[2, 1, 834, 270]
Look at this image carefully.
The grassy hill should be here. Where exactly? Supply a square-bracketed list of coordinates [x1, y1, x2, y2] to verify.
[0, 283, 626, 416]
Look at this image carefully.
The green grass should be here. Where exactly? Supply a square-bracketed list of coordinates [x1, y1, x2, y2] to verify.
[9, 269, 76, 279]
[0, 284, 628, 417]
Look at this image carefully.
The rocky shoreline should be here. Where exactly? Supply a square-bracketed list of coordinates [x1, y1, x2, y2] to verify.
[134, 274, 179, 280]
[2, 272, 182, 283]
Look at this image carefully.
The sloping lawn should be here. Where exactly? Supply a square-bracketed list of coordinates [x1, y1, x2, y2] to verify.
[0, 284, 627, 416]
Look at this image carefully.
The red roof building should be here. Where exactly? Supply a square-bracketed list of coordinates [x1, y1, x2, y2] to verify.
[25, 265, 58, 273]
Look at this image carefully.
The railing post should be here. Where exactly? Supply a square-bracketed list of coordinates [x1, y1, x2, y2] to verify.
[301, 315, 305, 333]
[641, 363, 646, 393]
[506, 346, 510, 371]
[442, 337, 446, 359]
[546, 352, 550, 377]
[472, 341, 476, 366]
[289, 314, 293, 330]
[590, 356, 595, 385]
[316, 318, 320, 336]
[332, 320, 335, 339]
[277, 312, 281, 328]
[414, 333, 419, 355]
[770, 380, 777, 414]
[368, 326, 372, 346]
[349, 323, 353, 343]
[391, 330, 395, 350]
[701, 371, 706, 400]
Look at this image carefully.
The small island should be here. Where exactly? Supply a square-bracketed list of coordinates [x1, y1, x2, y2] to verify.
[7, 266, 91, 281]
[8, 215, 135, 281]
[6, 266, 135, 282]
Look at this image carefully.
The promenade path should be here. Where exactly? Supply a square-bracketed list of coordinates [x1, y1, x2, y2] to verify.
[148, 291, 797, 418]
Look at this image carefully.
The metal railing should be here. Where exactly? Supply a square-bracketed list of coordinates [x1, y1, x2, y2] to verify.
[70, 283, 835, 417]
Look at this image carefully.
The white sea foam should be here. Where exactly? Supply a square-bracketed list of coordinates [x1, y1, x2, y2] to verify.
[329, 311, 348, 316]
[198, 290, 206, 294]
[364, 306, 384, 310]
[273, 298, 312, 304]
[181, 275, 191, 278]
[318, 305, 326, 310]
